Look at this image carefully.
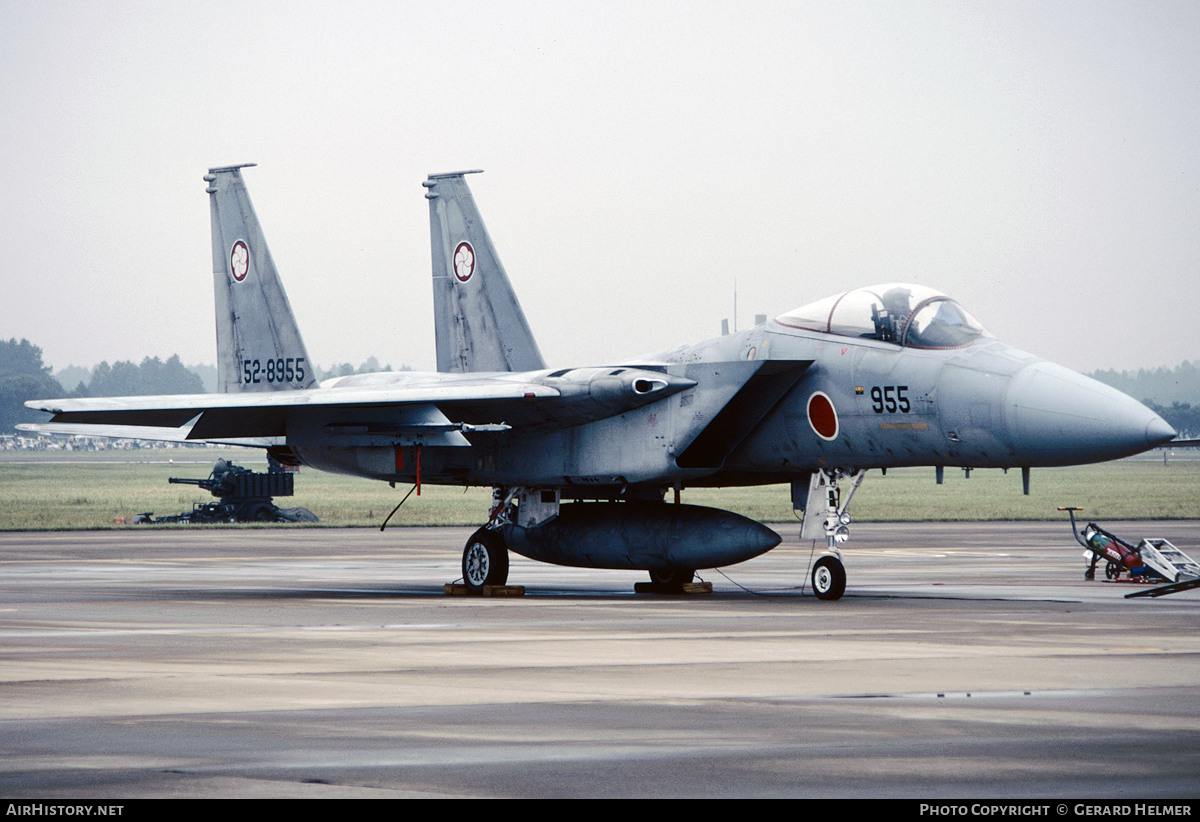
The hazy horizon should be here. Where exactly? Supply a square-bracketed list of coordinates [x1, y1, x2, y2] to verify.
[41, 346, 1200, 382]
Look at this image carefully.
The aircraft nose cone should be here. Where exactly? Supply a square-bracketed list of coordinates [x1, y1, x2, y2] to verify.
[1146, 415, 1178, 447]
[1006, 361, 1175, 464]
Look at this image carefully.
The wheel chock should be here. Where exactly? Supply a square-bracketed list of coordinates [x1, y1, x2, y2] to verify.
[634, 581, 713, 595]
[443, 583, 526, 597]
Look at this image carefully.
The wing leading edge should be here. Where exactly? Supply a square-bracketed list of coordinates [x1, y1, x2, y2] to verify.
[24, 366, 697, 444]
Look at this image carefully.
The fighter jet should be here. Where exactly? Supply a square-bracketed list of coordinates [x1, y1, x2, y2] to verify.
[24, 165, 1177, 600]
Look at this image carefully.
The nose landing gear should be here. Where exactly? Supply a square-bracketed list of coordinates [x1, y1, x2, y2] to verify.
[795, 469, 865, 601]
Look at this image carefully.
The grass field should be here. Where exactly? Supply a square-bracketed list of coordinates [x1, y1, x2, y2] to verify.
[1, 448, 1196, 530]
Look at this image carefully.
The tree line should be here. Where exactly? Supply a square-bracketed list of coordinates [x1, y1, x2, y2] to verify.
[1088, 361, 1200, 407]
[0, 339, 65, 434]
[1, 339, 206, 433]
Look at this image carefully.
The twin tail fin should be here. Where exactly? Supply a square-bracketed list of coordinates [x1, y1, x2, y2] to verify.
[424, 171, 545, 373]
[204, 165, 544, 389]
[204, 164, 315, 393]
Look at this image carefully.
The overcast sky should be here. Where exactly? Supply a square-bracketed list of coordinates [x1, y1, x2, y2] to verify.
[2, 0, 1198, 378]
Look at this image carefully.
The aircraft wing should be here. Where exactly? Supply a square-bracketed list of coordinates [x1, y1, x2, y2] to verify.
[22, 367, 697, 446]
[23, 380, 555, 444]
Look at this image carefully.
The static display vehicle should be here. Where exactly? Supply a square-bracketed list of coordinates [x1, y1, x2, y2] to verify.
[123, 459, 317, 525]
[24, 166, 1176, 599]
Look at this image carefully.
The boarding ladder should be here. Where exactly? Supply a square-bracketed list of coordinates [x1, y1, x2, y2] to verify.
[1136, 538, 1200, 584]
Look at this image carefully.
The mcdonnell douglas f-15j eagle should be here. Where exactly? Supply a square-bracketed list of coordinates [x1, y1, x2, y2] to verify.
[25, 165, 1177, 599]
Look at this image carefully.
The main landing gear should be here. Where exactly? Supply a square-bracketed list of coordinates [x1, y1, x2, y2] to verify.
[460, 486, 530, 593]
[462, 527, 509, 593]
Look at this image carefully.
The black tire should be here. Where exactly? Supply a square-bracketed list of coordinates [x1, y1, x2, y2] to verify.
[462, 528, 509, 592]
[812, 555, 846, 601]
[648, 568, 695, 588]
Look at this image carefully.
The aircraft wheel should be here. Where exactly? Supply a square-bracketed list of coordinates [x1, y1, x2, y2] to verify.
[812, 555, 846, 601]
[463, 528, 509, 593]
[648, 568, 695, 589]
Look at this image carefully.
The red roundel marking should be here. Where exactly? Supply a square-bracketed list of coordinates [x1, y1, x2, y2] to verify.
[230, 240, 250, 282]
[453, 241, 475, 282]
[807, 392, 839, 440]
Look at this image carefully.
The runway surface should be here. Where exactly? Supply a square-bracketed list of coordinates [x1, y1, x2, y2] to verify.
[2, 521, 1198, 798]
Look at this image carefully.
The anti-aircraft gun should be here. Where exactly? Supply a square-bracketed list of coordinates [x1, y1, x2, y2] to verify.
[129, 458, 317, 524]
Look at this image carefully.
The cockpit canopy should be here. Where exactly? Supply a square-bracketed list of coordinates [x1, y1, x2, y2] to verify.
[776, 283, 991, 349]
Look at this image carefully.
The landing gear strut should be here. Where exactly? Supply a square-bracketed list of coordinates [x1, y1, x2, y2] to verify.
[795, 468, 865, 601]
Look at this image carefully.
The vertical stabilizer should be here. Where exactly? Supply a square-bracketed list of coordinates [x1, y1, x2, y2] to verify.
[424, 171, 546, 373]
[204, 164, 316, 393]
